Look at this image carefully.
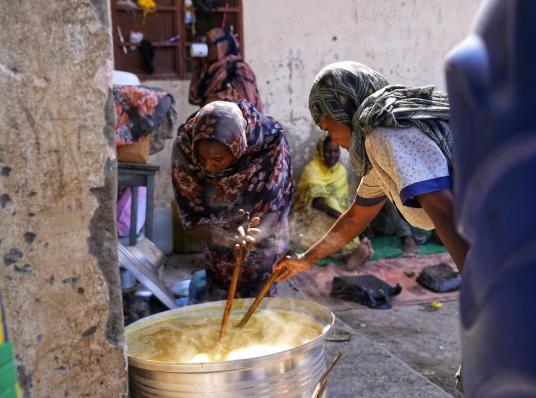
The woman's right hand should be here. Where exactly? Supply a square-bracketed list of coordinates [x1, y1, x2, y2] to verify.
[210, 214, 262, 251]
[273, 256, 314, 281]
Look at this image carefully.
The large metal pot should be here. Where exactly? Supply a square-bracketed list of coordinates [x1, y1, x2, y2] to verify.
[126, 297, 335, 397]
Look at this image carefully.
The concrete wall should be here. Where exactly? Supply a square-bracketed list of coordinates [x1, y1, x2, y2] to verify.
[0, 1, 128, 396]
[146, 0, 482, 204]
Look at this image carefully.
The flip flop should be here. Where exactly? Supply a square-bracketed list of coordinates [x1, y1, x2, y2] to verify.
[327, 329, 352, 342]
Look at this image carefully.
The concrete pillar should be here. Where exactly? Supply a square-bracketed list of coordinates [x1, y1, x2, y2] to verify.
[0, 1, 128, 396]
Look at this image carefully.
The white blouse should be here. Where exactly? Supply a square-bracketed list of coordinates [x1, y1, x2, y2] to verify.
[355, 126, 452, 230]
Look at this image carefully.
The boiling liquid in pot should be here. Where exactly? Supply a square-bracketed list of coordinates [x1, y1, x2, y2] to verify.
[127, 309, 323, 363]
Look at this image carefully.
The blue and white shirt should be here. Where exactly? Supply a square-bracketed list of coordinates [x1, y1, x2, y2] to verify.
[355, 126, 452, 230]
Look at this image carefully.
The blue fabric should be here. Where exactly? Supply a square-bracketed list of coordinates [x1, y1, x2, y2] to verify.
[399, 176, 452, 208]
[188, 270, 207, 304]
[446, 1, 536, 395]
[354, 194, 386, 207]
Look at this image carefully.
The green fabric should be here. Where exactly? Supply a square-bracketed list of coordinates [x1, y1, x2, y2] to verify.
[0, 362, 16, 394]
[417, 241, 448, 256]
[0, 342, 13, 368]
[315, 257, 345, 267]
[0, 342, 17, 398]
[369, 236, 446, 261]
[308, 235, 446, 266]
[0, 386, 17, 398]
[369, 236, 404, 260]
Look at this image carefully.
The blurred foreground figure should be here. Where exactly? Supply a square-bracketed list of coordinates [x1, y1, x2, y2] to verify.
[446, 0, 536, 396]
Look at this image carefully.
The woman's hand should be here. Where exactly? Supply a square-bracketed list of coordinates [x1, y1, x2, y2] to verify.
[272, 255, 314, 281]
[188, 211, 262, 250]
[208, 221, 260, 250]
[232, 216, 261, 252]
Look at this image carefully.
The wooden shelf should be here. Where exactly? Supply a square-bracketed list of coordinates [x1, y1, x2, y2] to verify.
[119, 41, 180, 48]
[114, 5, 240, 12]
[114, 5, 180, 12]
[212, 7, 240, 12]
[111, 0, 243, 80]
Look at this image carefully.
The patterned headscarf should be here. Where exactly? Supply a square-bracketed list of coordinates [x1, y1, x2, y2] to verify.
[190, 100, 248, 165]
[309, 61, 452, 176]
[113, 84, 178, 154]
[206, 27, 240, 60]
[172, 100, 292, 229]
[189, 28, 263, 111]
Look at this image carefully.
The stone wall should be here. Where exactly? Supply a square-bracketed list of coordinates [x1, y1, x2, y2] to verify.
[145, 0, 482, 203]
[0, 1, 128, 396]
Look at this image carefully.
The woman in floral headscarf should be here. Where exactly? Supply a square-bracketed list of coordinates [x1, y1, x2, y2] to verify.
[275, 61, 469, 281]
[189, 28, 263, 111]
[171, 100, 291, 299]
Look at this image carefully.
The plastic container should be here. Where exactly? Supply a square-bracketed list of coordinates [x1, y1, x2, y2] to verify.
[151, 201, 173, 255]
[170, 279, 191, 297]
[120, 267, 137, 290]
[446, 1, 536, 396]
[117, 187, 147, 238]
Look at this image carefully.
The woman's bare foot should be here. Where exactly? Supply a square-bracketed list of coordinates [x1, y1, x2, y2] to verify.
[402, 236, 418, 256]
[345, 238, 373, 270]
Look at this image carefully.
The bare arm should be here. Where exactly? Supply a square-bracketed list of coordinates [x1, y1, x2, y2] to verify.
[417, 190, 469, 272]
[312, 197, 342, 219]
[274, 200, 385, 279]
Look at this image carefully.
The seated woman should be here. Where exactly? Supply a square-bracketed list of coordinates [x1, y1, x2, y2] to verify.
[189, 27, 263, 111]
[291, 134, 371, 266]
[171, 100, 292, 300]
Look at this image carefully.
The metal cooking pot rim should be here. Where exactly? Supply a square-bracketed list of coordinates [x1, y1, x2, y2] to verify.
[125, 297, 335, 371]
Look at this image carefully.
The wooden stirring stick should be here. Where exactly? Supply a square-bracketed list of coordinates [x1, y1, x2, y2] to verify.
[219, 210, 258, 340]
[219, 244, 245, 340]
[311, 352, 343, 398]
[236, 267, 284, 327]
[237, 234, 304, 328]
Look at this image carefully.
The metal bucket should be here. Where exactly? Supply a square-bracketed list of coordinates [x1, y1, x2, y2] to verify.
[126, 297, 335, 397]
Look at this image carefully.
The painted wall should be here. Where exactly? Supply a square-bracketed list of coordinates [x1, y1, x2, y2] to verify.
[0, 1, 128, 396]
[147, 0, 482, 203]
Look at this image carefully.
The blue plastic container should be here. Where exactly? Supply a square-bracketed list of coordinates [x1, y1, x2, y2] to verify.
[446, 0, 536, 396]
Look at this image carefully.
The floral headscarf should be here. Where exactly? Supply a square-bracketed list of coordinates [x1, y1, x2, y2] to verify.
[113, 84, 177, 154]
[190, 100, 247, 164]
[309, 61, 452, 176]
[172, 100, 292, 229]
[207, 27, 240, 60]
